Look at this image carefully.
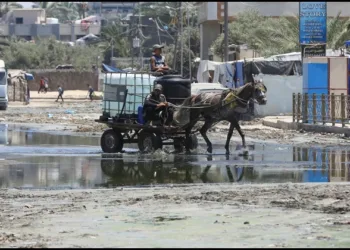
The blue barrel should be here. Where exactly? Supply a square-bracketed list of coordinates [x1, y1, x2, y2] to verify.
[137, 106, 144, 124]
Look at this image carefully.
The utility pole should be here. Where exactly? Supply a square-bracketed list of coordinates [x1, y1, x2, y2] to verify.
[100, 2, 102, 17]
[111, 38, 114, 67]
[188, 9, 191, 80]
[180, 2, 183, 76]
[224, 2, 228, 62]
[131, 2, 135, 70]
[138, 1, 142, 70]
[172, 2, 180, 72]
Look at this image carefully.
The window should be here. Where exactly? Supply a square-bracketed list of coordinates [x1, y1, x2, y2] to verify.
[15, 17, 23, 24]
[0, 72, 6, 85]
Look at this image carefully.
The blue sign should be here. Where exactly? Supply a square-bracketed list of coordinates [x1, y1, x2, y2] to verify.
[299, 2, 327, 44]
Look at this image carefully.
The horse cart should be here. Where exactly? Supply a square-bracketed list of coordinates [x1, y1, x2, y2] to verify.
[96, 71, 198, 153]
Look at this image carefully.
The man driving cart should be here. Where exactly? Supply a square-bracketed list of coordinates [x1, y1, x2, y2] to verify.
[143, 84, 173, 126]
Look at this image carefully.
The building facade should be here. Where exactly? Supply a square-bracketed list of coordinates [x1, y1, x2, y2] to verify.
[198, 2, 350, 60]
[0, 8, 101, 41]
[88, 2, 136, 16]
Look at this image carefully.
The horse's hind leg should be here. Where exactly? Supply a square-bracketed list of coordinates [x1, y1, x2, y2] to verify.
[232, 119, 248, 155]
[200, 119, 214, 154]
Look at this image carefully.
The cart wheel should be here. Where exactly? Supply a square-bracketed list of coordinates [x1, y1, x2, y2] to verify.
[186, 134, 198, 150]
[100, 129, 124, 153]
[173, 138, 184, 152]
[138, 132, 162, 153]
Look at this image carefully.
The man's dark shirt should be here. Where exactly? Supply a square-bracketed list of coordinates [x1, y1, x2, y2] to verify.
[144, 93, 166, 108]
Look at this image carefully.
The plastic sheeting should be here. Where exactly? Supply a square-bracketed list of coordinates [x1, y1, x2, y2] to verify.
[24, 73, 34, 81]
[243, 60, 302, 83]
[102, 63, 125, 73]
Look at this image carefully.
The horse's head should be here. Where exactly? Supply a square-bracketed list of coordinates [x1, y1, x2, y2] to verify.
[252, 79, 267, 105]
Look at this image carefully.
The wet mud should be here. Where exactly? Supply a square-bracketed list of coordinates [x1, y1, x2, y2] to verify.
[1, 101, 350, 247]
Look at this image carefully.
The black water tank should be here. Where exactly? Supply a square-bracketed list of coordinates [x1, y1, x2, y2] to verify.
[154, 75, 191, 105]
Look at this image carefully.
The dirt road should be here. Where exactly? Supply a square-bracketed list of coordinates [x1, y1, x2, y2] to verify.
[0, 183, 350, 248]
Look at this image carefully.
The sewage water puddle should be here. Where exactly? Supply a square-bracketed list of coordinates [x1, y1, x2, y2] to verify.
[0, 124, 349, 189]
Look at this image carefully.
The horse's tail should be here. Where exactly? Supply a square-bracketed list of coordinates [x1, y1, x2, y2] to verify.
[181, 95, 195, 107]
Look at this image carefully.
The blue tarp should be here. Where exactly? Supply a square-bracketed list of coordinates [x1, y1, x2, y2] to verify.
[102, 63, 125, 73]
[345, 40, 350, 47]
[24, 73, 34, 81]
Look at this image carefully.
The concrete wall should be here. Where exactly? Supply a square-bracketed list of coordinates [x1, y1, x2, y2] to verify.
[254, 74, 302, 116]
[10, 9, 45, 24]
[27, 70, 99, 91]
[200, 21, 221, 60]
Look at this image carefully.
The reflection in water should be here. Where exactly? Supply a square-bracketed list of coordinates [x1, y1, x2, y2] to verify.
[0, 123, 350, 189]
[0, 156, 103, 189]
[100, 154, 202, 186]
[7, 129, 99, 146]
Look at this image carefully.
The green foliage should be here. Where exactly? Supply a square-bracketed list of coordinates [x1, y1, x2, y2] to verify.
[0, 37, 102, 70]
[99, 23, 130, 65]
[37, 2, 88, 22]
[0, 2, 22, 18]
[163, 25, 200, 77]
[211, 10, 350, 58]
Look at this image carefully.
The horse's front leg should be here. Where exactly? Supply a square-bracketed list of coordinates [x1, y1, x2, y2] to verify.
[224, 122, 235, 155]
[200, 119, 214, 153]
[232, 119, 248, 155]
[185, 127, 192, 153]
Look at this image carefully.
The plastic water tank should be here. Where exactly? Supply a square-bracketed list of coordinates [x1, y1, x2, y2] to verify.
[154, 75, 191, 105]
[46, 18, 59, 24]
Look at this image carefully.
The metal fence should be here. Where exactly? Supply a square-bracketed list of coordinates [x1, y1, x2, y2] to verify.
[292, 93, 350, 127]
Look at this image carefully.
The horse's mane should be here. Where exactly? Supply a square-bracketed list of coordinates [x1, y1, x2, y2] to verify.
[223, 82, 252, 97]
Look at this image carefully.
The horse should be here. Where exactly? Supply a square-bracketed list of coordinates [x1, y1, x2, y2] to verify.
[173, 80, 267, 155]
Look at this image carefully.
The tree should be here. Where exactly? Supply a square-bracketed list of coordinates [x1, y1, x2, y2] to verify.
[0, 2, 22, 18]
[51, 2, 80, 22]
[0, 37, 101, 70]
[99, 23, 130, 65]
[211, 10, 350, 58]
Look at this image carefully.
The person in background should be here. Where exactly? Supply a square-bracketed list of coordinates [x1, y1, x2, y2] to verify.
[44, 77, 49, 93]
[38, 77, 45, 93]
[208, 75, 213, 83]
[55, 85, 64, 102]
[150, 44, 169, 73]
[26, 85, 30, 105]
[87, 84, 94, 101]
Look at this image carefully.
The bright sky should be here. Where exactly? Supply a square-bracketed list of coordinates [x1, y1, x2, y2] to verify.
[17, 2, 36, 8]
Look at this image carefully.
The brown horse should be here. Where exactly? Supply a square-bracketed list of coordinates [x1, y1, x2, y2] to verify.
[173, 81, 267, 155]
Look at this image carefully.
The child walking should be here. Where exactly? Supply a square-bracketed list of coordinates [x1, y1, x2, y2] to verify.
[55, 85, 64, 102]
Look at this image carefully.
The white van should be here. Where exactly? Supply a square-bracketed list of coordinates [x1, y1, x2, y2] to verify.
[0, 60, 8, 110]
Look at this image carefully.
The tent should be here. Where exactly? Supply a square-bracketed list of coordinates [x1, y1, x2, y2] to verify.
[345, 40, 350, 48]
[102, 63, 125, 73]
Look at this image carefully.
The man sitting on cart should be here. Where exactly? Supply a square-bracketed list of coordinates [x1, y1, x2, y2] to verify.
[143, 84, 172, 126]
[150, 44, 170, 73]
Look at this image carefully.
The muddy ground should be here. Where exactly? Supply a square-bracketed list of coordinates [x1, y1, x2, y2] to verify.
[0, 183, 350, 247]
[1, 95, 350, 146]
[1, 96, 350, 247]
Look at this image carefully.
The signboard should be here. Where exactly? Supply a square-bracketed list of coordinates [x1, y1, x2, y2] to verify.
[301, 44, 326, 58]
[299, 2, 327, 44]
